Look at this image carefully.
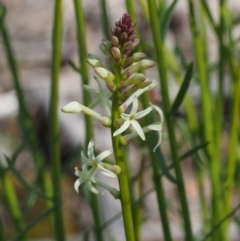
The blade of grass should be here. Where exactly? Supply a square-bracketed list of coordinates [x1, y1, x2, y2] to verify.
[68, 60, 82, 73]
[99, 0, 111, 40]
[169, 62, 194, 115]
[160, 0, 178, 41]
[4, 158, 53, 200]
[201, 203, 240, 241]
[0, 155, 27, 240]
[11, 205, 58, 241]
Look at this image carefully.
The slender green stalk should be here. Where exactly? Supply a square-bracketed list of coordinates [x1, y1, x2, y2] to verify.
[223, 60, 240, 236]
[187, 1, 224, 240]
[147, 1, 194, 240]
[49, 1, 65, 240]
[0, 216, 6, 241]
[0, 163, 27, 240]
[99, 0, 111, 40]
[125, 2, 173, 240]
[134, 153, 145, 241]
[0, 4, 54, 232]
[111, 68, 135, 241]
[73, 1, 103, 240]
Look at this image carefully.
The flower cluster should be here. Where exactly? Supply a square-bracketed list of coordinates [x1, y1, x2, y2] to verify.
[74, 139, 120, 196]
[62, 13, 164, 194]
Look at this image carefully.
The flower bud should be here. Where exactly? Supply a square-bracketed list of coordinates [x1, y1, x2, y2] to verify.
[122, 41, 133, 54]
[122, 80, 152, 100]
[110, 47, 121, 60]
[140, 59, 155, 70]
[94, 67, 116, 92]
[62, 101, 111, 126]
[120, 32, 128, 42]
[124, 52, 147, 67]
[86, 58, 103, 68]
[111, 36, 119, 46]
[132, 39, 140, 50]
[120, 73, 146, 89]
[99, 40, 112, 56]
[121, 62, 141, 80]
[119, 135, 130, 145]
[99, 163, 121, 175]
[114, 118, 125, 128]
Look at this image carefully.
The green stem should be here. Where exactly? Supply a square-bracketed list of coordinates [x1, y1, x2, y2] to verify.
[73, 1, 103, 240]
[49, 1, 65, 240]
[111, 68, 135, 241]
[0, 4, 54, 233]
[147, 1, 194, 240]
[0, 216, 6, 241]
[223, 60, 240, 236]
[125, 3, 173, 240]
[99, 0, 111, 40]
[0, 163, 27, 240]
[187, 1, 224, 240]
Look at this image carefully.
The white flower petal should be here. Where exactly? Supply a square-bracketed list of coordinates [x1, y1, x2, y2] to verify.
[86, 182, 99, 194]
[88, 139, 95, 160]
[121, 113, 131, 120]
[74, 167, 79, 176]
[113, 121, 131, 136]
[82, 84, 98, 95]
[95, 149, 113, 163]
[62, 101, 82, 113]
[81, 153, 90, 166]
[74, 179, 81, 193]
[148, 123, 163, 131]
[149, 103, 164, 124]
[130, 120, 145, 140]
[135, 106, 152, 119]
[98, 165, 117, 177]
[148, 123, 163, 152]
[131, 97, 138, 114]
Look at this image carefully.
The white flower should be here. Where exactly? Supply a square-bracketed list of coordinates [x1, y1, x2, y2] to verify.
[147, 103, 164, 152]
[74, 164, 98, 194]
[61, 101, 111, 127]
[82, 77, 112, 117]
[113, 97, 152, 140]
[82, 139, 116, 177]
[119, 79, 158, 112]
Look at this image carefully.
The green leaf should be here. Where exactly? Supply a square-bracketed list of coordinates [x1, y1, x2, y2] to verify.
[169, 62, 194, 115]
[160, 0, 178, 40]
[11, 205, 58, 241]
[68, 59, 82, 73]
[4, 156, 53, 200]
[180, 142, 209, 160]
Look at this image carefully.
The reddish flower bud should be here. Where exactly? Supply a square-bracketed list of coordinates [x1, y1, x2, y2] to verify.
[112, 13, 136, 46]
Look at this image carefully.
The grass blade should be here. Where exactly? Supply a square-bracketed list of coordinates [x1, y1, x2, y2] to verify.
[160, 0, 178, 40]
[169, 62, 194, 115]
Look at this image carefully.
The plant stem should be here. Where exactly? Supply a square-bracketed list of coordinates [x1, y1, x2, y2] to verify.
[0, 162, 27, 240]
[223, 58, 240, 236]
[111, 68, 135, 241]
[73, 1, 103, 240]
[0, 4, 54, 234]
[125, 3, 173, 240]
[99, 0, 111, 40]
[147, 1, 194, 240]
[49, 0, 65, 240]
[187, 1, 225, 240]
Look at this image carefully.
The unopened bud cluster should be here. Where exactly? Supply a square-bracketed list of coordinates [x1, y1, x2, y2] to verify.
[62, 13, 164, 195]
